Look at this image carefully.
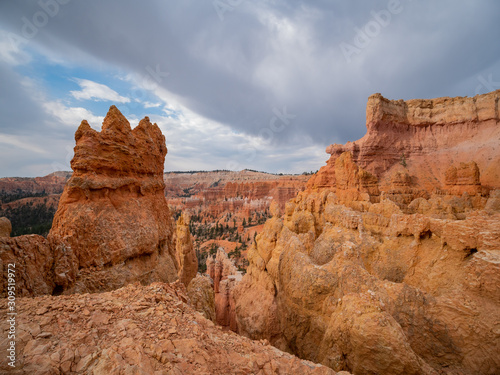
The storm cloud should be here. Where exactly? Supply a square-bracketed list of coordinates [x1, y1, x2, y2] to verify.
[0, 0, 499, 176]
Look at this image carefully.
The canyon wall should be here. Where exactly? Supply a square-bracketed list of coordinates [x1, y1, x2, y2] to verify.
[234, 91, 500, 375]
[207, 248, 242, 331]
[309, 90, 500, 193]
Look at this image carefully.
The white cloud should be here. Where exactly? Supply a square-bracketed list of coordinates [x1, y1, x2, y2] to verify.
[0, 29, 31, 66]
[70, 78, 130, 103]
[43, 101, 104, 128]
[143, 101, 162, 108]
[0, 133, 48, 154]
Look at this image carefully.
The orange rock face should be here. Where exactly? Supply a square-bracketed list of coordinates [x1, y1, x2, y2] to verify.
[234, 91, 500, 375]
[206, 248, 241, 331]
[176, 213, 198, 287]
[0, 217, 11, 237]
[0, 235, 54, 297]
[309, 90, 500, 194]
[48, 106, 178, 293]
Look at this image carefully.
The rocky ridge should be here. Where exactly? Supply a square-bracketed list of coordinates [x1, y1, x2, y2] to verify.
[309, 90, 500, 193]
[0, 282, 344, 374]
[234, 91, 500, 375]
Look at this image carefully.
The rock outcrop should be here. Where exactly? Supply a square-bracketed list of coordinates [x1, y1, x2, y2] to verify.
[176, 213, 197, 287]
[47, 106, 178, 293]
[206, 248, 241, 331]
[0, 217, 11, 237]
[0, 282, 344, 374]
[309, 90, 500, 194]
[0, 235, 54, 297]
[234, 91, 500, 375]
[187, 273, 216, 322]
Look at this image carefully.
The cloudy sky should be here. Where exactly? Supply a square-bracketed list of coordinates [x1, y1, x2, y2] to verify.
[0, 1, 499, 177]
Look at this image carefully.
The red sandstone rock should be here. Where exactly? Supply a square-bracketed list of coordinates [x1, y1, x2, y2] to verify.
[0, 282, 340, 374]
[234, 91, 500, 375]
[310, 90, 500, 194]
[48, 106, 178, 293]
[206, 248, 241, 331]
[187, 273, 216, 322]
[0, 217, 11, 237]
[176, 213, 198, 287]
[0, 235, 54, 297]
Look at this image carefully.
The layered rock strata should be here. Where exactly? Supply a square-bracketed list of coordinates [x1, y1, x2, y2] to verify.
[234, 91, 500, 375]
[207, 248, 241, 331]
[176, 213, 198, 287]
[309, 90, 500, 194]
[46, 106, 179, 293]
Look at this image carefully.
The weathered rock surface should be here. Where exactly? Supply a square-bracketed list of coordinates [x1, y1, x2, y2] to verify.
[176, 213, 197, 287]
[0, 217, 11, 237]
[0, 172, 70, 197]
[187, 273, 216, 322]
[207, 248, 242, 331]
[47, 106, 178, 293]
[0, 235, 54, 297]
[235, 91, 500, 375]
[309, 90, 500, 193]
[0, 282, 342, 375]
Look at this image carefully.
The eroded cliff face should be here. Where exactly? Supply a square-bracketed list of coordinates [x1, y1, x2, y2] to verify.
[207, 248, 242, 331]
[47, 106, 179, 293]
[234, 91, 500, 375]
[309, 90, 500, 192]
[176, 213, 198, 287]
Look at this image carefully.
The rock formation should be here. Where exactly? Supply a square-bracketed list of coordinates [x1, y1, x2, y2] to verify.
[0, 172, 70, 197]
[0, 217, 11, 237]
[206, 248, 242, 331]
[47, 106, 178, 293]
[308, 90, 500, 194]
[234, 91, 500, 375]
[186, 273, 216, 322]
[176, 213, 198, 287]
[0, 235, 54, 297]
[0, 282, 344, 374]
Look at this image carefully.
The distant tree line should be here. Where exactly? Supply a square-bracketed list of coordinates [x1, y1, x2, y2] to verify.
[0, 189, 49, 204]
[0, 201, 56, 237]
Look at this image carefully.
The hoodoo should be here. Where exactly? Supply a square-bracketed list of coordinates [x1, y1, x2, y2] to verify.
[48, 106, 179, 293]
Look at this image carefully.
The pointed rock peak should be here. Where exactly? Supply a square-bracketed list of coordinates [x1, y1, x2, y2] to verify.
[75, 120, 95, 142]
[102, 105, 131, 133]
[137, 116, 152, 129]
